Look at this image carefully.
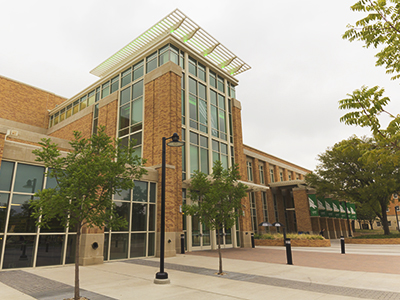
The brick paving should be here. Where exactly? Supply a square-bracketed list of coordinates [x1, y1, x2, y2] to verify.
[186, 247, 400, 275]
[127, 259, 400, 299]
[0, 270, 116, 300]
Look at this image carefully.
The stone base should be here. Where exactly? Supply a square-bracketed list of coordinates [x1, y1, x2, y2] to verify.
[79, 233, 104, 266]
[155, 232, 178, 257]
[239, 231, 252, 248]
[154, 278, 171, 284]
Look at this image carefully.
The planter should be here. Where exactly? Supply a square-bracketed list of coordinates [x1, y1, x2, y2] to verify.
[255, 239, 331, 247]
[344, 238, 400, 244]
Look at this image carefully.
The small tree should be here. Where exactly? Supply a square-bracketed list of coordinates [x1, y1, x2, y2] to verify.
[183, 161, 247, 275]
[31, 127, 146, 300]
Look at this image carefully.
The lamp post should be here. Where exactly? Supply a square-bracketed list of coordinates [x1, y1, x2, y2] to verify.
[395, 206, 399, 232]
[155, 133, 184, 284]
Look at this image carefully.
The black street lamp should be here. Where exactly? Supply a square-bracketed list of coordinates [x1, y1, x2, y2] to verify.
[155, 133, 184, 284]
[395, 206, 400, 232]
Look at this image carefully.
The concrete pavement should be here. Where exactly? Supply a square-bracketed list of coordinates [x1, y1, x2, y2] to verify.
[1, 240, 400, 299]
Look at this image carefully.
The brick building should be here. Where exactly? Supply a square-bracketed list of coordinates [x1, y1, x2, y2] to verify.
[0, 9, 348, 270]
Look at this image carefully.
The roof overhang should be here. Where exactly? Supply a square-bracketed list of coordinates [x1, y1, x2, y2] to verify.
[269, 180, 307, 189]
[90, 9, 251, 78]
[182, 178, 268, 192]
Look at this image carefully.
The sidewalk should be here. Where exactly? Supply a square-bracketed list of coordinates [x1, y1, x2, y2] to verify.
[1, 241, 400, 299]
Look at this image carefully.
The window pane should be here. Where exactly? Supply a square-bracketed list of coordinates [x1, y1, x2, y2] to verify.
[148, 232, 155, 256]
[131, 203, 147, 231]
[149, 204, 156, 231]
[146, 59, 157, 73]
[150, 183, 156, 203]
[159, 50, 169, 66]
[210, 90, 217, 105]
[65, 235, 76, 264]
[88, 91, 95, 106]
[133, 65, 144, 80]
[13, 164, 44, 193]
[131, 98, 143, 124]
[113, 201, 130, 231]
[189, 95, 197, 121]
[219, 110, 226, 133]
[199, 99, 207, 126]
[133, 181, 148, 202]
[221, 155, 228, 169]
[189, 77, 197, 95]
[200, 148, 208, 174]
[120, 86, 131, 106]
[3, 235, 35, 269]
[36, 235, 64, 267]
[211, 106, 218, 130]
[190, 132, 198, 145]
[8, 194, 36, 233]
[130, 233, 146, 257]
[114, 189, 130, 201]
[200, 135, 208, 148]
[132, 81, 143, 99]
[0, 193, 9, 232]
[119, 104, 130, 130]
[130, 131, 142, 146]
[218, 94, 225, 109]
[199, 83, 206, 100]
[110, 233, 128, 260]
[44, 169, 58, 189]
[121, 68, 132, 88]
[0, 161, 14, 191]
[190, 145, 199, 173]
[111, 76, 119, 94]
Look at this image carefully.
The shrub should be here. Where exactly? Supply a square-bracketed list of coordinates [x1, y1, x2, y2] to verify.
[255, 233, 324, 240]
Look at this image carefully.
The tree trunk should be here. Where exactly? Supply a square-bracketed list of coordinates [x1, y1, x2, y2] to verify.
[217, 228, 222, 275]
[381, 203, 390, 235]
[369, 220, 374, 230]
[358, 220, 362, 229]
[74, 224, 81, 300]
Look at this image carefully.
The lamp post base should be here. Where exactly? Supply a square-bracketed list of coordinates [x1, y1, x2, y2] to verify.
[154, 272, 170, 284]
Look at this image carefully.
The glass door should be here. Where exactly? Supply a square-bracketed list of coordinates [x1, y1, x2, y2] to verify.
[217, 226, 233, 248]
[191, 216, 211, 249]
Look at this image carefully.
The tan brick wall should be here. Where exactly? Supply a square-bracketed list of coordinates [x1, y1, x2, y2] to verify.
[293, 188, 313, 232]
[98, 100, 118, 140]
[49, 112, 93, 141]
[0, 76, 66, 129]
[143, 70, 182, 233]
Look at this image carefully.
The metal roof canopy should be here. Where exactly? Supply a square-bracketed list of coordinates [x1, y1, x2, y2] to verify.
[90, 9, 251, 78]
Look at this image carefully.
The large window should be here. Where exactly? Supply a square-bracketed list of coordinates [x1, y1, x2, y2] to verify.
[259, 164, 265, 184]
[105, 181, 156, 260]
[189, 132, 209, 175]
[0, 161, 76, 269]
[249, 192, 257, 233]
[210, 90, 227, 141]
[189, 77, 208, 133]
[247, 161, 253, 182]
[212, 140, 228, 170]
[270, 167, 275, 183]
[119, 79, 144, 157]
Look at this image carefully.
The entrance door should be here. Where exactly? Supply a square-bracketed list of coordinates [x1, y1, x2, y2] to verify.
[191, 215, 211, 249]
[216, 227, 233, 248]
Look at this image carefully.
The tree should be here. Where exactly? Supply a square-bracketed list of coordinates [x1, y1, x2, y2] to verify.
[355, 202, 378, 229]
[305, 136, 399, 235]
[340, 1, 400, 144]
[183, 161, 247, 275]
[30, 126, 146, 300]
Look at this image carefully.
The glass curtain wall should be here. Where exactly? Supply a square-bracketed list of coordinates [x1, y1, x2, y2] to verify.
[0, 160, 77, 270]
[104, 181, 156, 260]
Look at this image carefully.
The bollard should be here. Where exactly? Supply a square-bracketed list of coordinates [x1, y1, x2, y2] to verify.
[285, 238, 293, 265]
[251, 233, 255, 248]
[181, 234, 185, 254]
[340, 236, 345, 254]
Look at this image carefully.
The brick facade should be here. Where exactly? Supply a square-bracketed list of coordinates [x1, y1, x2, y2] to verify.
[0, 76, 65, 129]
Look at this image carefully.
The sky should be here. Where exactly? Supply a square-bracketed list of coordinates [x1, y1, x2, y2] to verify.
[1, 0, 399, 171]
